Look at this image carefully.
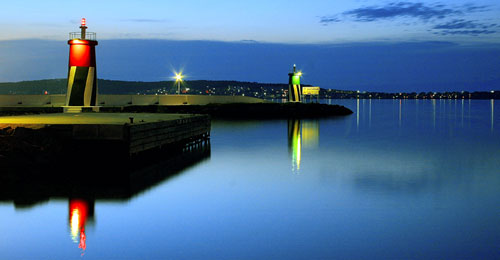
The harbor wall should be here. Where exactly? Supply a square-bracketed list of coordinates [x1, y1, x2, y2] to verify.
[0, 94, 264, 107]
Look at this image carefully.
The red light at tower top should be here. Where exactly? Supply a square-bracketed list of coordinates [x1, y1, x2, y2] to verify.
[81, 18, 86, 27]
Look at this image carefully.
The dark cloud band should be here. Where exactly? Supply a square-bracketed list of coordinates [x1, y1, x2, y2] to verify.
[433, 19, 497, 30]
[343, 2, 459, 22]
[320, 2, 466, 24]
[320, 2, 497, 37]
[435, 30, 496, 36]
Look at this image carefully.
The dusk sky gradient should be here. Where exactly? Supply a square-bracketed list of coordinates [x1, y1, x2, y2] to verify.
[1, 0, 499, 92]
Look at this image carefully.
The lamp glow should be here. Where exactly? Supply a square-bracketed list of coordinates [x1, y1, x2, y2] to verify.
[174, 72, 184, 94]
[81, 18, 86, 26]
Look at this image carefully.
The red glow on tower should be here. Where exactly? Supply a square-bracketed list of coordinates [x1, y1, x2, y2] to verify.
[68, 41, 96, 67]
[81, 18, 86, 27]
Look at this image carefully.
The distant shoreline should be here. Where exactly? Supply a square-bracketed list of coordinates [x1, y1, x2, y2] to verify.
[1, 79, 498, 100]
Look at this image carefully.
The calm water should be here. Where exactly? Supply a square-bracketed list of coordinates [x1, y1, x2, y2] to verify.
[1, 99, 499, 259]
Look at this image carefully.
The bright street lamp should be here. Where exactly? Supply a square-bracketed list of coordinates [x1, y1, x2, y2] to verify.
[175, 73, 183, 94]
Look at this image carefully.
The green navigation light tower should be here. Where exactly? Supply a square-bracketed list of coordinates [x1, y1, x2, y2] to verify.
[288, 64, 302, 102]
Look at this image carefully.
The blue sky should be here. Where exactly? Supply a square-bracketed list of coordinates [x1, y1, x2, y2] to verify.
[2, 0, 499, 43]
[0, 0, 499, 91]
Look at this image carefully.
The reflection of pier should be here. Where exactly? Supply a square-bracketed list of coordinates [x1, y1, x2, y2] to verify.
[0, 142, 210, 254]
[288, 119, 319, 173]
[0, 142, 210, 204]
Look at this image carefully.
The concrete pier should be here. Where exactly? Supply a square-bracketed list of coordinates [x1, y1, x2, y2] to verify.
[0, 94, 264, 107]
[0, 113, 210, 156]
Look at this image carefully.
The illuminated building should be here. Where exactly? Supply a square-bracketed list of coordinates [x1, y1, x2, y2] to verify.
[66, 18, 98, 108]
[288, 65, 302, 102]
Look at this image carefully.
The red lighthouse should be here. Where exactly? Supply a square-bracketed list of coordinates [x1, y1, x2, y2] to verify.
[66, 18, 98, 108]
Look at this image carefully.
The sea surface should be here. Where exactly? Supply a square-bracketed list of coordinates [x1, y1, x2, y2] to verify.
[1, 99, 499, 259]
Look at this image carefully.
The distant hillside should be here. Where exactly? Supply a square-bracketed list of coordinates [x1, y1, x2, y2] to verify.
[0, 79, 67, 95]
[0, 79, 498, 99]
[0, 79, 292, 97]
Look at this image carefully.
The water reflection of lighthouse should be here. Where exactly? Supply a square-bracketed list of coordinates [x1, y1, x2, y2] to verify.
[69, 199, 95, 255]
[288, 120, 302, 172]
[288, 119, 319, 173]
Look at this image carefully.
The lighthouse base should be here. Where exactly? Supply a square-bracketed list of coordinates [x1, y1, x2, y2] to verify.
[63, 106, 100, 113]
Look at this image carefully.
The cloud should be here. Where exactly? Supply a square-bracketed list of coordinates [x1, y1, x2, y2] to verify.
[343, 2, 459, 22]
[432, 19, 497, 36]
[433, 19, 497, 30]
[2, 39, 500, 92]
[319, 17, 341, 24]
[462, 3, 491, 13]
[240, 40, 260, 44]
[320, 2, 498, 37]
[320, 2, 491, 25]
[122, 19, 169, 23]
[434, 30, 496, 36]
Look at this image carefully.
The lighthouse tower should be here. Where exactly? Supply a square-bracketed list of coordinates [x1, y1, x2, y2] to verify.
[65, 18, 98, 111]
[288, 64, 302, 102]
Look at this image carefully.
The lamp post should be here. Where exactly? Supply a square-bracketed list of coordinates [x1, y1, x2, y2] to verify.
[175, 73, 183, 95]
